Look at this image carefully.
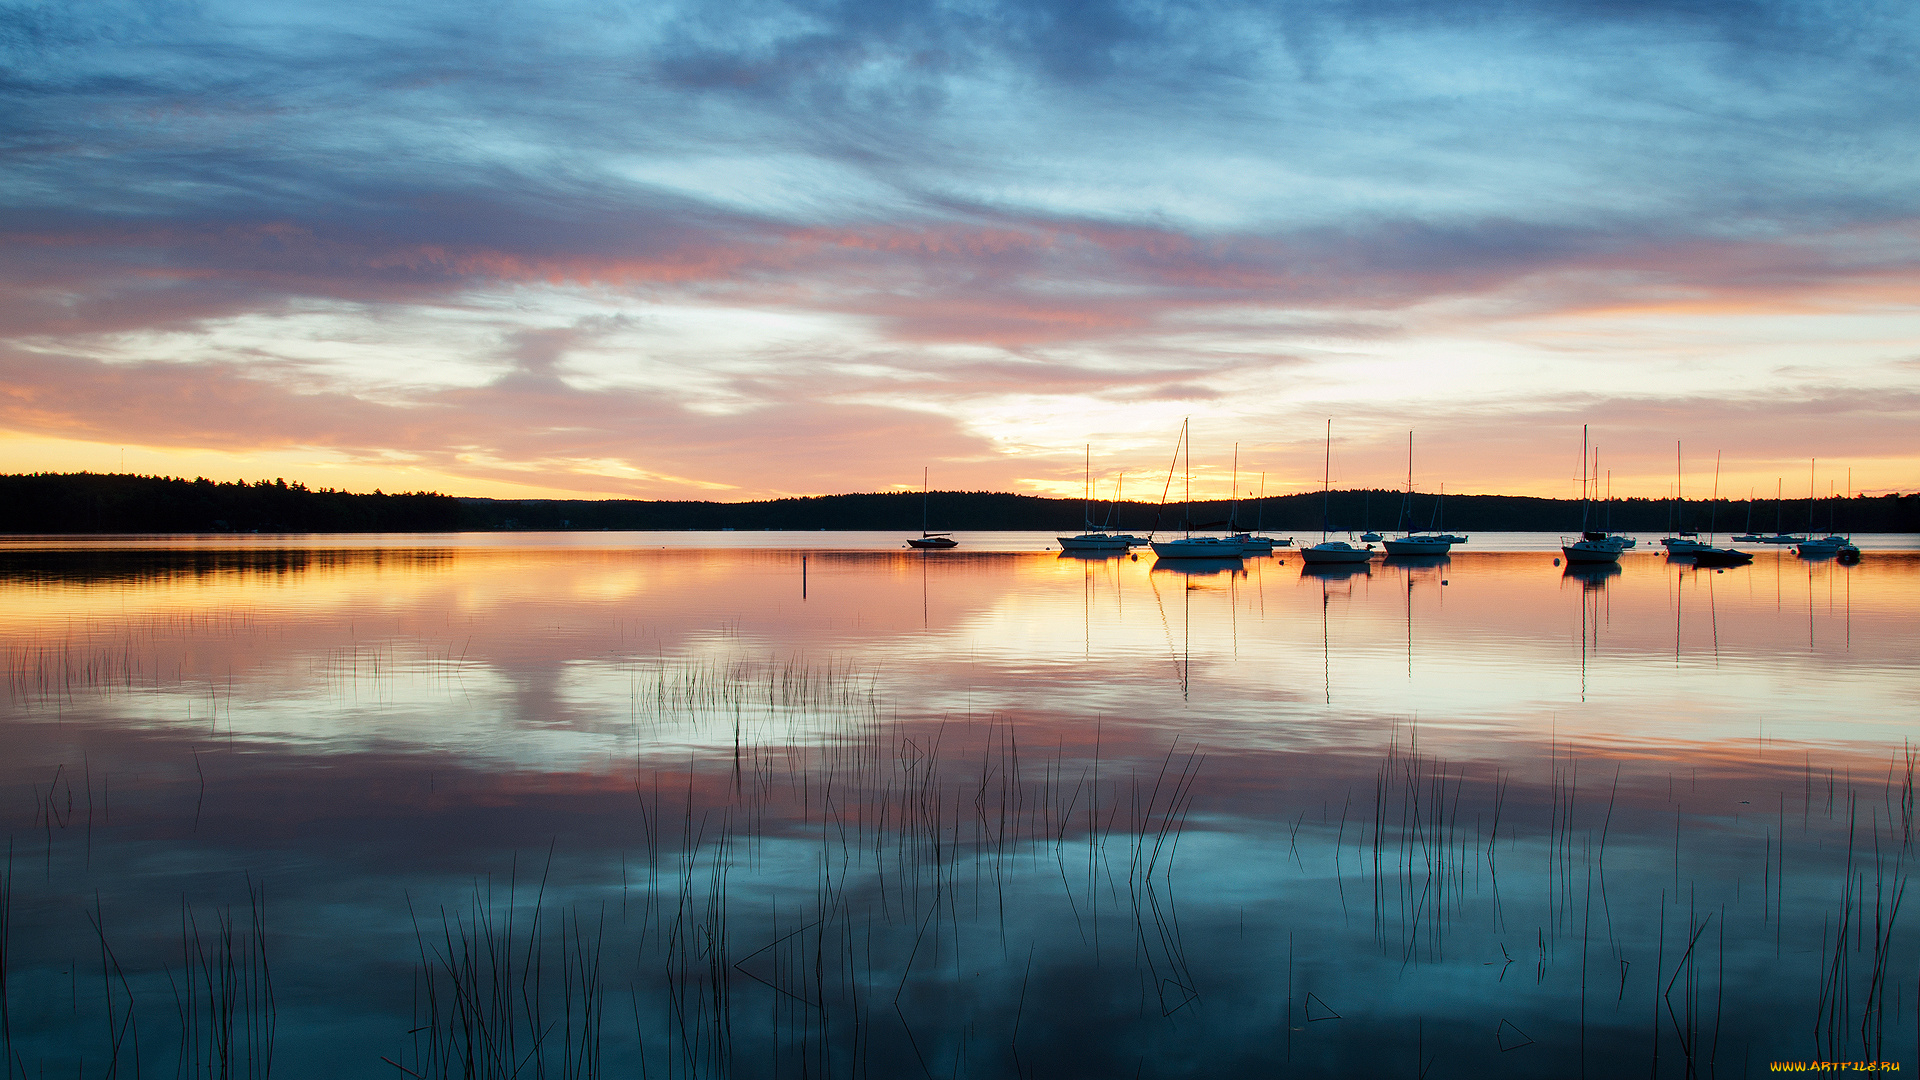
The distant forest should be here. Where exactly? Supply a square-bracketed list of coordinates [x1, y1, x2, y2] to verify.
[4, 472, 1917, 534]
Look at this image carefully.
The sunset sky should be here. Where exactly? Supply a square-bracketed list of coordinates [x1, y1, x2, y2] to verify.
[4, 0, 1917, 502]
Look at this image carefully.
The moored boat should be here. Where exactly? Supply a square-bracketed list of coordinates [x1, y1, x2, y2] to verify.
[1690, 547, 1753, 567]
[1382, 431, 1454, 556]
[1561, 430, 1619, 563]
[1302, 421, 1375, 564]
[906, 467, 958, 549]
[1148, 420, 1243, 559]
[1563, 531, 1623, 564]
[1151, 536, 1247, 558]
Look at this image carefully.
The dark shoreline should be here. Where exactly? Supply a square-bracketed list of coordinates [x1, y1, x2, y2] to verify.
[6, 471, 1917, 535]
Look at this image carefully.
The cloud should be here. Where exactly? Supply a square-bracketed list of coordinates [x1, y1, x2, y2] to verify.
[1, 0, 1917, 496]
[0, 343, 1010, 496]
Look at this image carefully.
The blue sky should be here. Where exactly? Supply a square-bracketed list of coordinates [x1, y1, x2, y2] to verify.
[3, 0, 1917, 499]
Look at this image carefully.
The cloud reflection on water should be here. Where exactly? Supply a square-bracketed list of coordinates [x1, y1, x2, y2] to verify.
[0, 542, 1915, 1074]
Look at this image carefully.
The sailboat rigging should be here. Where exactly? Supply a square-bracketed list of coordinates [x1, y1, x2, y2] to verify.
[1562, 425, 1621, 564]
[1383, 430, 1451, 556]
[1150, 420, 1246, 559]
[1058, 445, 1132, 552]
[905, 467, 958, 549]
[1300, 421, 1374, 565]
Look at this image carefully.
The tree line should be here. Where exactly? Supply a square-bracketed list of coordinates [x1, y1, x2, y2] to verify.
[4, 472, 1915, 534]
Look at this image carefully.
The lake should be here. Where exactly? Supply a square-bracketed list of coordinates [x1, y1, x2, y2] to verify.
[2, 533, 1916, 1076]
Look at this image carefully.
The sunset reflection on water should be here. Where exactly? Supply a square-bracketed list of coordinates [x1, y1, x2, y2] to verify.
[1, 539, 1916, 1076]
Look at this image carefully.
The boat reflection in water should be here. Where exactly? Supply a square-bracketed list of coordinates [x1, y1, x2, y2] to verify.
[1561, 560, 1622, 590]
[1381, 553, 1450, 570]
[1056, 546, 1131, 562]
[1150, 555, 1244, 577]
[1300, 559, 1372, 581]
[0, 539, 1916, 1077]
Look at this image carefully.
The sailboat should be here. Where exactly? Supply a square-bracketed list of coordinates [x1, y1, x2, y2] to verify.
[1300, 421, 1374, 565]
[1660, 442, 1710, 553]
[1562, 426, 1621, 564]
[1427, 486, 1469, 545]
[1150, 420, 1246, 558]
[1794, 459, 1856, 558]
[905, 468, 958, 549]
[1227, 471, 1286, 551]
[1687, 451, 1752, 566]
[1057, 446, 1131, 552]
[1383, 431, 1452, 555]
[1758, 479, 1803, 543]
[1731, 485, 1764, 543]
[1588, 457, 1633, 549]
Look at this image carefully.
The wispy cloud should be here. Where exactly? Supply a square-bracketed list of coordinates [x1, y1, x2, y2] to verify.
[3, 0, 1917, 496]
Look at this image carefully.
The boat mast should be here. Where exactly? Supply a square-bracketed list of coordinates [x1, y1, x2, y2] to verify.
[1154, 419, 1186, 540]
[1709, 450, 1721, 540]
[1398, 430, 1413, 535]
[1320, 419, 1332, 542]
[1676, 441, 1684, 533]
[1229, 443, 1240, 532]
[1579, 425, 1590, 531]
[1808, 458, 1816, 531]
[922, 466, 929, 537]
[1083, 445, 1091, 530]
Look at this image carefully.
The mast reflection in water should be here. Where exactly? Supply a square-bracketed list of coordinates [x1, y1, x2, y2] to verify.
[1, 537, 1915, 1077]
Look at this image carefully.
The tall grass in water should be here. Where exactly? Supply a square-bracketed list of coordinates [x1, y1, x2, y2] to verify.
[401, 861, 606, 1080]
[171, 879, 275, 1079]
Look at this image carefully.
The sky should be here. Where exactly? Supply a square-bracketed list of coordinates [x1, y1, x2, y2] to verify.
[3, 0, 1917, 502]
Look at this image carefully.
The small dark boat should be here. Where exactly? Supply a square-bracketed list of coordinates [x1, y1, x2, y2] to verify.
[906, 467, 958, 549]
[1690, 547, 1752, 568]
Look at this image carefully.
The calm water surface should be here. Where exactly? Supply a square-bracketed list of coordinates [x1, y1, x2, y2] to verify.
[2, 535, 1917, 1076]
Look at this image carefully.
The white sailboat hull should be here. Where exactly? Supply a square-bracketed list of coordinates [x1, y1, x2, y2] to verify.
[1150, 537, 1245, 558]
[1562, 540, 1621, 563]
[1300, 541, 1374, 564]
[1382, 536, 1451, 555]
[1057, 534, 1130, 551]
